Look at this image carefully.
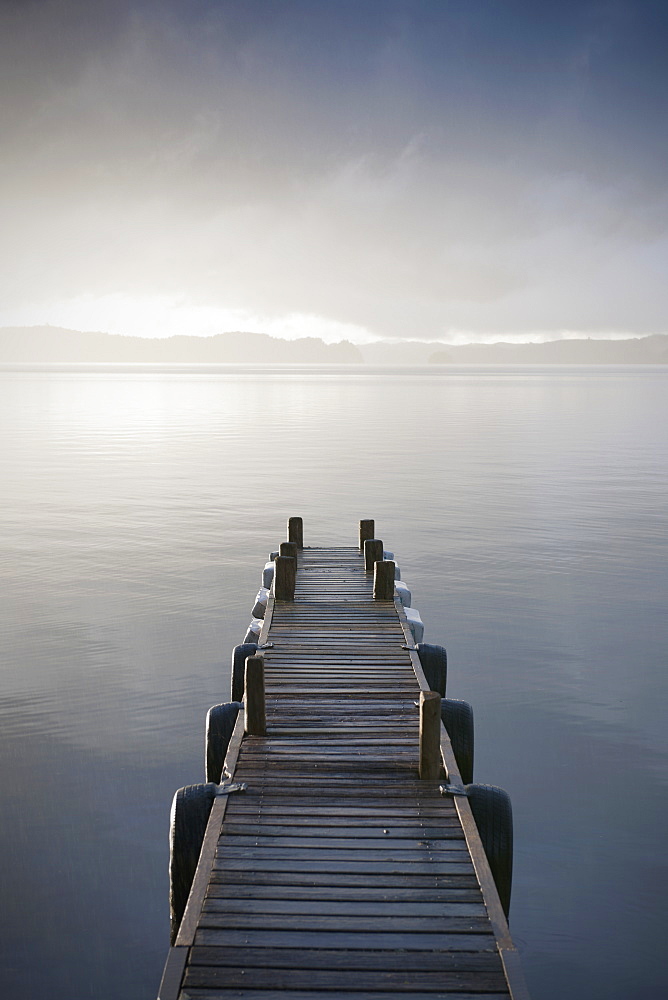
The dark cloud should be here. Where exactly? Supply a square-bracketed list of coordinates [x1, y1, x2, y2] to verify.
[1, 0, 667, 339]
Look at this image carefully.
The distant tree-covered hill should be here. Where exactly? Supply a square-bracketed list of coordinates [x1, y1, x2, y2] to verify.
[0, 326, 363, 363]
[426, 335, 668, 365]
[1, 326, 667, 365]
[357, 335, 668, 365]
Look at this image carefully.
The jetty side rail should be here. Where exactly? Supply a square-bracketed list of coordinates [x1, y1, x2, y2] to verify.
[394, 596, 531, 1000]
[158, 594, 277, 999]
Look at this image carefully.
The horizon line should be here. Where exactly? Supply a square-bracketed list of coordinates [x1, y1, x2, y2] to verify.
[2, 323, 665, 348]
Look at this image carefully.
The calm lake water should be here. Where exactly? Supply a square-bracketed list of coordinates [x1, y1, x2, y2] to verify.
[0, 364, 666, 1000]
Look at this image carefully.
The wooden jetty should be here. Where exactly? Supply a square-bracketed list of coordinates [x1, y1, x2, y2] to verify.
[159, 519, 529, 1000]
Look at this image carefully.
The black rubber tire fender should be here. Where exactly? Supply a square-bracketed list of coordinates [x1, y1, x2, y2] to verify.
[169, 782, 217, 943]
[465, 783, 513, 917]
[205, 701, 241, 782]
[231, 642, 260, 702]
[441, 698, 474, 784]
[416, 642, 447, 697]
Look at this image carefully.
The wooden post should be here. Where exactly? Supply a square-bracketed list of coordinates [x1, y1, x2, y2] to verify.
[419, 691, 442, 780]
[359, 519, 375, 551]
[287, 516, 303, 549]
[280, 541, 298, 562]
[244, 654, 266, 736]
[274, 555, 296, 600]
[374, 560, 395, 600]
[364, 538, 383, 572]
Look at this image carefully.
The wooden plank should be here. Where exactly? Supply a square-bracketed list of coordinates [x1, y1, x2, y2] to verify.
[188, 946, 504, 972]
[222, 815, 459, 826]
[263, 697, 417, 704]
[234, 750, 419, 760]
[220, 784, 446, 796]
[223, 810, 459, 821]
[262, 632, 403, 636]
[230, 772, 429, 782]
[265, 722, 416, 730]
[265, 662, 411, 669]
[243, 748, 417, 755]
[197, 911, 488, 934]
[263, 684, 415, 691]
[225, 781, 440, 792]
[267, 652, 407, 660]
[230, 769, 430, 780]
[266, 620, 403, 626]
[216, 834, 467, 850]
[264, 703, 415, 709]
[220, 823, 464, 837]
[263, 687, 417, 693]
[269, 611, 398, 616]
[234, 747, 419, 757]
[263, 669, 413, 675]
[269, 732, 415, 742]
[222, 805, 454, 818]
[205, 884, 481, 901]
[201, 898, 486, 917]
[222, 781, 446, 792]
[157, 946, 187, 1000]
[241, 733, 419, 742]
[214, 851, 473, 867]
[269, 609, 398, 614]
[180, 991, 509, 1000]
[264, 635, 403, 640]
[182, 967, 508, 992]
[264, 669, 411, 675]
[210, 859, 475, 874]
[208, 871, 480, 889]
[262, 723, 417, 730]
[238, 731, 414, 740]
[193, 928, 497, 951]
[224, 802, 458, 814]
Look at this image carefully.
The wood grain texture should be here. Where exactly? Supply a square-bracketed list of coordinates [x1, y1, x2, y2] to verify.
[359, 519, 375, 550]
[363, 537, 383, 572]
[287, 516, 303, 549]
[244, 655, 266, 737]
[279, 541, 298, 563]
[273, 556, 296, 601]
[180, 991, 510, 1000]
[373, 559, 396, 600]
[420, 690, 443, 780]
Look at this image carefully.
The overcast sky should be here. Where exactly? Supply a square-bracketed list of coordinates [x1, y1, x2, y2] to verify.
[1, 0, 667, 343]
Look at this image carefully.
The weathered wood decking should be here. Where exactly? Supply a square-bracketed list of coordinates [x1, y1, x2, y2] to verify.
[159, 546, 529, 999]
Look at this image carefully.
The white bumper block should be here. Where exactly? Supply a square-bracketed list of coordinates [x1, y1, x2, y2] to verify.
[252, 587, 270, 619]
[404, 607, 424, 643]
[243, 617, 264, 644]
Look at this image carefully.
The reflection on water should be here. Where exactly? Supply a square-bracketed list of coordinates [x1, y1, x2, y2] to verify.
[0, 365, 666, 999]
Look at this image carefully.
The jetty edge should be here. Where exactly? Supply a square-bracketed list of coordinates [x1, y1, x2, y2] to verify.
[158, 517, 530, 1000]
